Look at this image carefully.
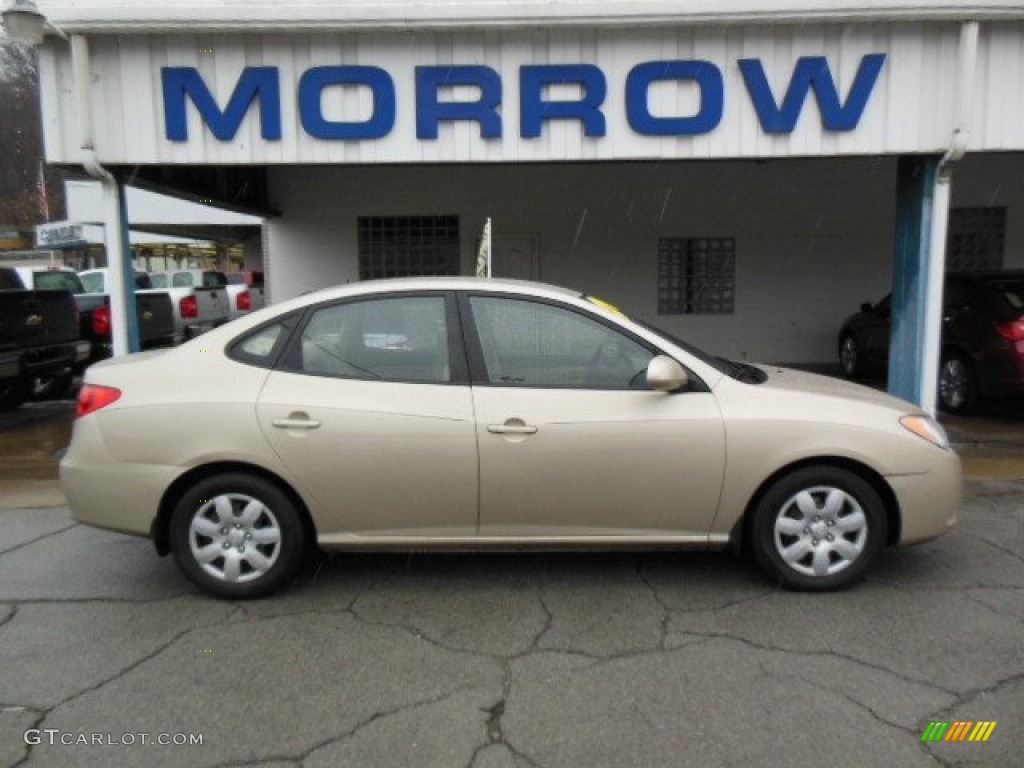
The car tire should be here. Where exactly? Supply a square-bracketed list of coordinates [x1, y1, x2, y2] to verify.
[838, 333, 860, 379]
[0, 379, 31, 411]
[750, 466, 887, 591]
[938, 352, 977, 415]
[169, 473, 307, 599]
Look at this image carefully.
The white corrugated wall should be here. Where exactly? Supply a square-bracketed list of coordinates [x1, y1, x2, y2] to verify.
[37, 21, 1024, 165]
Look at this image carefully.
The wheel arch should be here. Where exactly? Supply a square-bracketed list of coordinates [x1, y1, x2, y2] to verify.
[733, 456, 901, 553]
[152, 461, 317, 557]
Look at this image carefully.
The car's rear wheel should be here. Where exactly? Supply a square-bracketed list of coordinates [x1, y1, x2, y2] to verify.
[751, 467, 886, 591]
[938, 352, 977, 414]
[838, 333, 860, 378]
[169, 473, 307, 599]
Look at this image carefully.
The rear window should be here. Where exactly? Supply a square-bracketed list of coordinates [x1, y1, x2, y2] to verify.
[79, 272, 105, 293]
[203, 272, 228, 288]
[34, 270, 84, 294]
[149, 273, 168, 288]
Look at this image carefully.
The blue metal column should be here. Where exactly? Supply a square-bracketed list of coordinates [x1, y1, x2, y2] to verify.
[115, 178, 141, 352]
[889, 155, 940, 406]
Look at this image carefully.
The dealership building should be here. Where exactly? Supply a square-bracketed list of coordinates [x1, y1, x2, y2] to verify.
[12, 0, 1024, 409]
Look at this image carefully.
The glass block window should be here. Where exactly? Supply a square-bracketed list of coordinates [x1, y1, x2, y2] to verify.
[358, 216, 460, 279]
[658, 237, 735, 315]
[946, 208, 1006, 272]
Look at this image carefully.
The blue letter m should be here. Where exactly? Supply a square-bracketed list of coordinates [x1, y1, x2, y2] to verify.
[163, 67, 282, 141]
[739, 54, 886, 134]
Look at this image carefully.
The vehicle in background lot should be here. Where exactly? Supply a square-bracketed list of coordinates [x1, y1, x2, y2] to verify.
[62, 277, 960, 599]
[148, 269, 231, 341]
[225, 271, 266, 321]
[0, 267, 89, 409]
[838, 271, 1024, 414]
[17, 266, 175, 387]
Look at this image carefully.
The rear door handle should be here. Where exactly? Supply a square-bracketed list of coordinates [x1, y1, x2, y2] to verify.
[487, 424, 538, 435]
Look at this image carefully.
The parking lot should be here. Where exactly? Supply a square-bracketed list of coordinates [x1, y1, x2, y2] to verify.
[1, 399, 1022, 767]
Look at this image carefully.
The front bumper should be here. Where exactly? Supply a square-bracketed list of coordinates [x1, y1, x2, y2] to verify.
[888, 447, 962, 545]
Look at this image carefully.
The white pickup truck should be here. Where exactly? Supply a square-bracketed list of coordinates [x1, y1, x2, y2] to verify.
[225, 270, 267, 321]
[148, 269, 231, 342]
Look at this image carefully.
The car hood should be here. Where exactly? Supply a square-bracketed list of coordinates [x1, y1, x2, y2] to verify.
[752, 365, 919, 412]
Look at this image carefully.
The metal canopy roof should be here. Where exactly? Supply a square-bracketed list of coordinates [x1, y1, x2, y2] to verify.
[34, 1, 1024, 33]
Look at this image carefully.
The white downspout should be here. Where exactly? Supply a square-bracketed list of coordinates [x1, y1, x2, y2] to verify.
[919, 20, 979, 415]
[71, 33, 132, 357]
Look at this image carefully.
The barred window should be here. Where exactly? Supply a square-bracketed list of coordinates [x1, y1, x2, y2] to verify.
[946, 208, 1005, 273]
[358, 216, 460, 280]
[658, 237, 735, 315]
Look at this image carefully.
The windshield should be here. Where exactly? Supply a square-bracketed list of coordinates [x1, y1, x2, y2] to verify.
[632, 318, 734, 377]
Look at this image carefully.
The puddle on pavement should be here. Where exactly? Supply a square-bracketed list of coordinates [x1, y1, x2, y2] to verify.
[0, 402, 74, 483]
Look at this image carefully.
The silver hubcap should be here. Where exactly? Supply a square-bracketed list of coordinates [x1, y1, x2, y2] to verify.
[839, 338, 857, 375]
[773, 486, 868, 577]
[939, 359, 969, 409]
[188, 493, 282, 583]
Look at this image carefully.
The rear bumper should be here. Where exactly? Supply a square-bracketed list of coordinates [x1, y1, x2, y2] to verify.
[1, 340, 89, 383]
[59, 415, 176, 538]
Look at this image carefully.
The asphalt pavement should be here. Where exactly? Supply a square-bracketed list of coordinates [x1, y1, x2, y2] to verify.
[0, 399, 1022, 767]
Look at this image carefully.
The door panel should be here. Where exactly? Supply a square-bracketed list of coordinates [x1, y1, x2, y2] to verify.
[473, 387, 725, 537]
[464, 294, 725, 537]
[256, 292, 477, 538]
[258, 374, 478, 537]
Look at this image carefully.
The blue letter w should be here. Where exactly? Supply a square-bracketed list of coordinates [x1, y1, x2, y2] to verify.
[163, 67, 282, 141]
[739, 54, 886, 134]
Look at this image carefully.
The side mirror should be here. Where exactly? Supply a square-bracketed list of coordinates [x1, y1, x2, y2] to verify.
[860, 302, 874, 313]
[646, 355, 688, 392]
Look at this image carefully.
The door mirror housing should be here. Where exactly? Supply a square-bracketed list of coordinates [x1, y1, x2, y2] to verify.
[860, 302, 874, 314]
[646, 355, 688, 392]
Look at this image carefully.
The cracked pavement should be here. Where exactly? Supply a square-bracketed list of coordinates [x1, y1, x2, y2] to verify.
[0, 480, 1021, 767]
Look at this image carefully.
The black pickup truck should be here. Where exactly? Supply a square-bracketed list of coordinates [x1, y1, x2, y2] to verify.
[0, 267, 88, 410]
[16, 266, 176, 362]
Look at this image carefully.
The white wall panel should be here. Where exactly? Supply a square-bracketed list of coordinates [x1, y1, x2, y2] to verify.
[40, 21, 1024, 166]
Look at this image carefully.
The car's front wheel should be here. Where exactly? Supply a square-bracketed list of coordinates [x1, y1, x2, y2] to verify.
[169, 473, 307, 599]
[750, 467, 887, 591]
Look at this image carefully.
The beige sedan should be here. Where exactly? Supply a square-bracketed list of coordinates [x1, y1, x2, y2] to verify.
[61, 278, 961, 598]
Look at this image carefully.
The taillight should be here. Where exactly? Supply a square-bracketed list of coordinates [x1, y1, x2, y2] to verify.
[92, 305, 111, 336]
[76, 384, 121, 418]
[236, 290, 251, 311]
[995, 317, 1024, 343]
[180, 295, 198, 319]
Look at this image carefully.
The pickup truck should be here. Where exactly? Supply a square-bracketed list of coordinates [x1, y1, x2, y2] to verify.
[0, 267, 89, 409]
[225, 270, 267, 320]
[17, 266, 176, 364]
[148, 269, 231, 341]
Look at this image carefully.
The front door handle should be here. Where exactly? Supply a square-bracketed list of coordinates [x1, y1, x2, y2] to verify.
[272, 414, 321, 430]
[487, 423, 538, 435]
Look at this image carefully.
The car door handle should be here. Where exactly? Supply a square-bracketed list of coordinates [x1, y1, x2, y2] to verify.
[272, 416, 321, 430]
[487, 424, 538, 435]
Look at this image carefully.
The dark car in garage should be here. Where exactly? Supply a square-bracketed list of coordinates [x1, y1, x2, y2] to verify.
[838, 271, 1024, 413]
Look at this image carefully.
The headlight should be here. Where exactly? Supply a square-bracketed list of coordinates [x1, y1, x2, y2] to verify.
[900, 415, 950, 450]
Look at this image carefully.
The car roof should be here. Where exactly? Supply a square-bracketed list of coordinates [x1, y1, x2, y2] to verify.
[301, 276, 581, 300]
